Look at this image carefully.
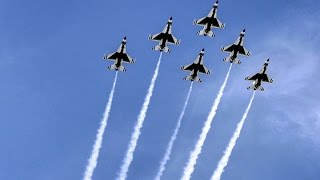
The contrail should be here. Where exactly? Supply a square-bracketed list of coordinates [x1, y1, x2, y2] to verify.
[83, 72, 119, 180]
[181, 64, 232, 180]
[211, 91, 256, 180]
[154, 83, 194, 180]
[117, 53, 163, 180]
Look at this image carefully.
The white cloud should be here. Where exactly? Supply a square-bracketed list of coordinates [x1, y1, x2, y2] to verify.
[223, 9, 320, 146]
[254, 11, 320, 146]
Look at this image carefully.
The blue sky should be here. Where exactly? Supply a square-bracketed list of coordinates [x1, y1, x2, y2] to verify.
[0, 0, 320, 180]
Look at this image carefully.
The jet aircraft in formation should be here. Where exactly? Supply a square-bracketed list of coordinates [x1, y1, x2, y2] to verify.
[181, 48, 210, 83]
[103, 16, 273, 90]
[104, 37, 135, 72]
[149, 17, 181, 53]
[245, 59, 273, 91]
[221, 29, 251, 64]
[193, 1, 225, 37]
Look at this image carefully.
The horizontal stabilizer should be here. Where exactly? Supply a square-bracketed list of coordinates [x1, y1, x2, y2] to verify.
[223, 56, 241, 64]
[247, 85, 264, 91]
[197, 29, 214, 37]
[184, 75, 201, 83]
[108, 64, 126, 72]
[152, 45, 171, 53]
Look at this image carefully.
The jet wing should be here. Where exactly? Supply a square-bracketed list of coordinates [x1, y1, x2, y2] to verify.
[150, 33, 164, 41]
[106, 52, 119, 60]
[181, 63, 196, 71]
[199, 65, 210, 74]
[222, 44, 236, 52]
[195, 17, 210, 25]
[246, 73, 260, 81]
[238, 46, 250, 56]
[123, 54, 134, 63]
[212, 18, 224, 28]
[261, 74, 273, 83]
[167, 34, 180, 45]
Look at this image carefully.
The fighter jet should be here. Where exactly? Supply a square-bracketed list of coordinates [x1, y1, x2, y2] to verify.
[103, 37, 135, 72]
[193, 1, 225, 37]
[221, 29, 251, 64]
[181, 48, 211, 83]
[245, 59, 273, 91]
[148, 17, 181, 53]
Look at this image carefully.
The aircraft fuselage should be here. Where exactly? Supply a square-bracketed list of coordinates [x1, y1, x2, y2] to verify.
[261, 66, 267, 74]
[160, 24, 171, 48]
[190, 57, 204, 80]
[253, 78, 262, 89]
[190, 70, 199, 81]
[254, 65, 268, 87]
[230, 36, 244, 60]
[113, 43, 126, 69]
[204, 7, 218, 32]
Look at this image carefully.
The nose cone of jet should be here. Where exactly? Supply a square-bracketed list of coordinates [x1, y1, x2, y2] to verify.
[214, 1, 219, 6]
[122, 37, 127, 43]
[240, 29, 246, 36]
[169, 17, 173, 20]
[200, 48, 205, 55]
[265, 59, 270, 64]
[263, 59, 270, 67]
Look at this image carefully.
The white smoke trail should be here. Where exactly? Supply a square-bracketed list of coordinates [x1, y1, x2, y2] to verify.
[181, 64, 232, 180]
[83, 72, 119, 180]
[154, 83, 194, 180]
[117, 53, 163, 180]
[211, 91, 256, 180]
